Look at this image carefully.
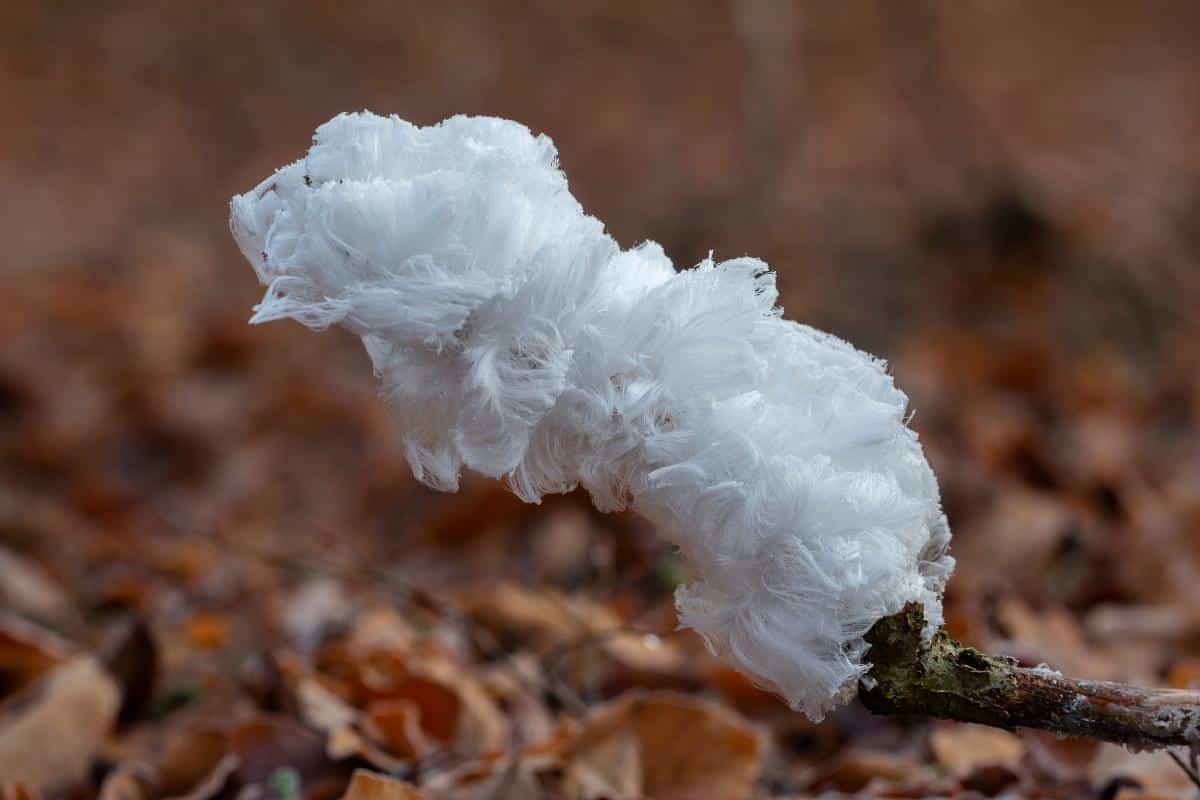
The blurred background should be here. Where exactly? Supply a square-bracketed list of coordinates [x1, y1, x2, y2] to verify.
[2, 2, 1200, 798]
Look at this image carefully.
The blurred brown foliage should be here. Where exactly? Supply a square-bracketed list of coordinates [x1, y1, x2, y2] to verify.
[1, 1, 1199, 798]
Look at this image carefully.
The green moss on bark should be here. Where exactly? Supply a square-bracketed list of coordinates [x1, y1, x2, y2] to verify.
[860, 603, 1020, 728]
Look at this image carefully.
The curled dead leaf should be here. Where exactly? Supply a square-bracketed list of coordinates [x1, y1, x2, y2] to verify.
[0, 615, 74, 700]
[567, 691, 765, 800]
[0, 655, 120, 792]
[277, 657, 409, 773]
[363, 699, 435, 759]
[339, 769, 427, 800]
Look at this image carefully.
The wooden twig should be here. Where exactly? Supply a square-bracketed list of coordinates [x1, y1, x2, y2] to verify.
[860, 604, 1200, 750]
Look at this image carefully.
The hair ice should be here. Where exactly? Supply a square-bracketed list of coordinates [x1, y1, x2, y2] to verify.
[230, 111, 954, 720]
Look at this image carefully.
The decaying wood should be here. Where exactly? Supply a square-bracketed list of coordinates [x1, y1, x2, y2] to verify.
[861, 604, 1200, 750]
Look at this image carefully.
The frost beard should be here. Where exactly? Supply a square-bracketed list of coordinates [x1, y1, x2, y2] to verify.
[230, 111, 954, 720]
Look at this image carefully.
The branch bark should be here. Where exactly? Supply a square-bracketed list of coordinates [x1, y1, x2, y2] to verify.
[860, 604, 1200, 750]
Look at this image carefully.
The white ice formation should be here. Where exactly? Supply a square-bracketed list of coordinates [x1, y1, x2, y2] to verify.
[230, 112, 954, 720]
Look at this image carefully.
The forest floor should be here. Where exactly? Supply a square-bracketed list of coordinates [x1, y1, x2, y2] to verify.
[3, 2, 1200, 798]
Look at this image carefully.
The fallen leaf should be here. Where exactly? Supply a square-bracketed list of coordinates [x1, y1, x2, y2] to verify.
[98, 763, 157, 800]
[0, 615, 73, 699]
[157, 727, 229, 796]
[0, 656, 121, 792]
[995, 599, 1118, 680]
[0, 546, 77, 628]
[363, 699, 435, 759]
[228, 716, 337, 786]
[421, 751, 563, 800]
[279, 655, 409, 773]
[339, 770, 428, 800]
[929, 723, 1025, 776]
[458, 582, 619, 652]
[566, 723, 641, 799]
[378, 673, 460, 745]
[170, 754, 239, 800]
[343, 608, 419, 656]
[325, 725, 409, 774]
[566, 691, 764, 800]
[817, 748, 928, 793]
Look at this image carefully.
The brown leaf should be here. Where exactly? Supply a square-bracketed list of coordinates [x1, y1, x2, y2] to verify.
[565, 723, 641, 799]
[98, 763, 157, 800]
[228, 715, 337, 785]
[995, 599, 1120, 680]
[817, 749, 928, 793]
[279, 655, 408, 773]
[339, 770, 428, 800]
[325, 725, 409, 774]
[0, 547, 77, 628]
[417, 660, 508, 758]
[421, 750, 563, 800]
[157, 727, 229, 796]
[342, 608, 419, 656]
[0, 615, 73, 700]
[929, 723, 1025, 776]
[567, 691, 764, 800]
[458, 582, 619, 652]
[0, 656, 121, 792]
[379, 673, 461, 745]
[169, 754, 239, 800]
[363, 699, 435, 759]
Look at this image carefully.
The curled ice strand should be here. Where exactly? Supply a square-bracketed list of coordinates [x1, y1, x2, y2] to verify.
[230, 111, 954, 720]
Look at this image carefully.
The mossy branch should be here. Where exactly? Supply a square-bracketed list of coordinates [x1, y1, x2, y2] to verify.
[860, 604, 1200, 750]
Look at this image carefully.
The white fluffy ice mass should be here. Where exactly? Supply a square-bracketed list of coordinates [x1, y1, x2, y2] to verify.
[230, 112, 954, 720]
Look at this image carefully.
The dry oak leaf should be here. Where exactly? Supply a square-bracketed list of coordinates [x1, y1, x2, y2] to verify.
[363, 698, 436, 759]
[0, 656, 121, 792]
[565, 691, 765, 800]
[279, 654, 412, 772]
[340, 769, 428, 800]
[314, 641, 508, 760]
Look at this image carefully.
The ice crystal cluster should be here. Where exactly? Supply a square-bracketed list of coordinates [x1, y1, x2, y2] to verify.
[230, 112, 954, 720]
